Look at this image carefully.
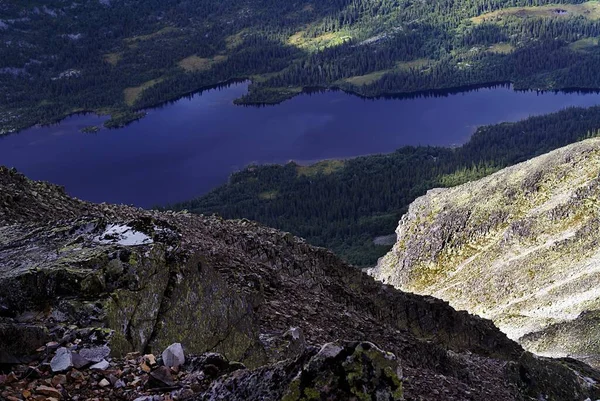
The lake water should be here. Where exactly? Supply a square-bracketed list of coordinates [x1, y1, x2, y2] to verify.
[2, 81, 600, 207]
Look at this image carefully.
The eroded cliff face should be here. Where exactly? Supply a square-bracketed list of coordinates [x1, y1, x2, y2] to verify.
[370, 137, 600, 367]
[2, 166, 600, 400]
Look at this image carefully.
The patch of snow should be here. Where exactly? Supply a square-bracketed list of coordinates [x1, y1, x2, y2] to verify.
[42, 6, 58, 17]
[0, 67, 27, 76]
[99, 0, 111, 5]
[359, 34, 388, 46]
[373, 233, 397, 246]
[95, 224, 153, 246]
[65, 33, 82, 41]
[583, 376, 597, 388]
[52, 69, 81, 80]
[0, 20, 7, 30]
[317, 343, 343, 359]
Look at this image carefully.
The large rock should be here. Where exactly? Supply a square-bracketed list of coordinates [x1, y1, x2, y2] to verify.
[162, 343, 185, 368]
[370, 137, 600, 366]
[50, 348, 73, 373]
[0, 214, 265, 367]
[200, 341, 403, 401]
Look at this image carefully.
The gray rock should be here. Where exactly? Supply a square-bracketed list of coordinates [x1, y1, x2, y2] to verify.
[89, 359, 110, 370]
[162, 342, 185, 368]
[71, 352, 91, 369]
[149, 366, 175, 388]
[79, 345, 110, 362]
[50, 347, 73, 372]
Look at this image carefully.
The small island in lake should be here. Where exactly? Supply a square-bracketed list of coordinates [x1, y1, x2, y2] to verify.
[81, 125, 100, 134]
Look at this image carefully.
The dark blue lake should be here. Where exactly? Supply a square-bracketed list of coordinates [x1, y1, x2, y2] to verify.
[2, 81, 600, 207]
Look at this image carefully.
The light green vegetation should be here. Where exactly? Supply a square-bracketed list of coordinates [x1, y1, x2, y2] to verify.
[296, 159, 346, 177]
[488, 42, 516, 54]
[178, 55, 229, 73]
[103, 52, 123, 66]
[288, 29, 353, 51]
[343, 60, 431, 86]
[259, 190, 279, 200]
[124, 26, 180, 47]
[472, 1, 600, 24]
[569, 37, 600, 51]
[124, 78, 165, 106]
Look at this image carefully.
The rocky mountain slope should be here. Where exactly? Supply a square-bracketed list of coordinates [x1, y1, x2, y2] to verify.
[370, 137, 600, 369]
[1, 166, 600, 400]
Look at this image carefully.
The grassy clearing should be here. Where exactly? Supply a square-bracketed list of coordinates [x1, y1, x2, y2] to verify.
[488, 42, 515, 54]
[344, 70, 392, 86]
[124, 78, 164, 106]
[569, 37, 600, 51]
[396, 58, 432, 71]
[344, 59, 431, 86]
[104, 52, 123, 66]
[472, 2, 600, 24]
[225, 30, 248, 50]
[288, 30, 352, 50]
[297, 159, 346, 177]
[250, 70, 287, 83]
[124, 27, 179, 48]
[178, 55, 228, 72]
[258, 190, 279, 200]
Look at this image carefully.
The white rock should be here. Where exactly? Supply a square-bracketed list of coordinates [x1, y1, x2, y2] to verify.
[162, 343, 185, 368]
[316, 342, 343, 359]
[50, 347, 73, 372]
[94, 224, 153, 246]
[90, 359, 110, 370]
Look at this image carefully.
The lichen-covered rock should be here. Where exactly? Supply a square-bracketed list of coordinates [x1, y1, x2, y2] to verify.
[370, 137, 600, 366]
[0, 214, 265, 367]
[200, 341, 403, 401]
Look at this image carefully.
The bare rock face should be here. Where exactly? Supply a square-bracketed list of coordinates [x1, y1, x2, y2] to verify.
[1, 166, 600, 400]
[370, 138, 600, 366]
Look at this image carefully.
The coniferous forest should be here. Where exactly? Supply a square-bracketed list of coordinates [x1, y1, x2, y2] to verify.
[4, 0, 600, 133]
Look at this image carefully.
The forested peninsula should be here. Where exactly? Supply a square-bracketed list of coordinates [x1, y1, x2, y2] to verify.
[170, 106, 600, 266]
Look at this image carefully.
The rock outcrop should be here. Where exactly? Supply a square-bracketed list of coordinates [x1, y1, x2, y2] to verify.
[370, 137, 600, 368]
[2, 165, 600, 400]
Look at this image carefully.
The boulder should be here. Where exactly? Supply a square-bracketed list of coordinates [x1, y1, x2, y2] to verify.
[162, 343, 185, 368]
[50, 348, 73, 373]
[201, 341, 403, 401]
[79, 345, 110, 363]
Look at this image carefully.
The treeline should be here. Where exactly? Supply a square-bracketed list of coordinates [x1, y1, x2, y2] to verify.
[167, 106, 600, 266]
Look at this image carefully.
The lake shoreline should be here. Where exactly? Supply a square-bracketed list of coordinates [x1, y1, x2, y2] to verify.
[6, 78, 600, 137]
[4, 82, 600, 208]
